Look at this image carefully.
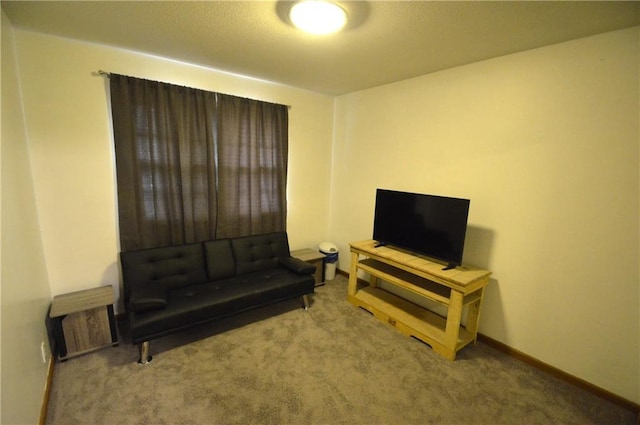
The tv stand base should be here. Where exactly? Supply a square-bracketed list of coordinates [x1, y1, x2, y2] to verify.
[347, 240, 491, 360]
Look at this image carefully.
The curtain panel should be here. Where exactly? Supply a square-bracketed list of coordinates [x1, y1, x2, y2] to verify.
[109, 74, 288, 251]
[215, 94, 288, 239]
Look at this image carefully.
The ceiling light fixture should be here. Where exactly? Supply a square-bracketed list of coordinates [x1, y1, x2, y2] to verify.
[289, 1, 348, 35]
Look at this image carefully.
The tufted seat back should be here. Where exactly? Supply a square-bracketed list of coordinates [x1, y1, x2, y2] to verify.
[230, 232, 290, 275]
[120, 243, 207, 305]
[120, 232, 294, 311]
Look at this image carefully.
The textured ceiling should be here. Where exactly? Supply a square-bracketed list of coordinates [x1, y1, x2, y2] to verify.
[3, 1, 639, 95]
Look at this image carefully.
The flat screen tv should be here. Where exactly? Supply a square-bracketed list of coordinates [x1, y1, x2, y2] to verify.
[372, 189, 470, 270]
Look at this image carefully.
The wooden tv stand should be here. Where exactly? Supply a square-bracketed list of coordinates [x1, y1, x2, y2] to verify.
[347, 240, 491, 360]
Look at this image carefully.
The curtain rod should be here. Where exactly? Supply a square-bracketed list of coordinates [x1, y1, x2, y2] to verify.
[96, 70, 292, 110]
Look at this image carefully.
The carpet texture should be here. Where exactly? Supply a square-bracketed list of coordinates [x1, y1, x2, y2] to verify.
[46, 276, 635, 425]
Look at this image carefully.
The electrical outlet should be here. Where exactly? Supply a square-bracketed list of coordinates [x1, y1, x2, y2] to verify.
[40, 341, 47, 364]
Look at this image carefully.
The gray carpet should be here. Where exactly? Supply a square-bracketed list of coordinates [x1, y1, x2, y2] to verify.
[46, 276, 635, 425]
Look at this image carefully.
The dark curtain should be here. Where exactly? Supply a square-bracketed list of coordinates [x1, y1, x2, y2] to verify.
[110, 75, 288, 251]
[215, 94, 288, 238]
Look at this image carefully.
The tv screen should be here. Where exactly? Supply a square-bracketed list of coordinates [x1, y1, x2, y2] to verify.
[372, 189, 470, 269]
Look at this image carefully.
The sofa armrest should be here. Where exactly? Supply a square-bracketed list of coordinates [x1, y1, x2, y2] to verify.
[278, 256, 316, 275]
[129, 284, 168, 313]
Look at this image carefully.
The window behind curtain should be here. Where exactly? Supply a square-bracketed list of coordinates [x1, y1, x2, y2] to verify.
[109, 74, 288, 251]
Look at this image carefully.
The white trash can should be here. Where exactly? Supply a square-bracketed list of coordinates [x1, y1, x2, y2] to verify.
[319, 242, 339, 281]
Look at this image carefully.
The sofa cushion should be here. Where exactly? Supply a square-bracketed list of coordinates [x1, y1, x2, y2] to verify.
[129, 267, 314, 342]
[120, 243, 207, 305]
[230, 232, 291, 275]
[203, 239, 236, 281]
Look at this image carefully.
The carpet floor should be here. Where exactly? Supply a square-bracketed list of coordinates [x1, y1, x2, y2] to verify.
[45, 276, 636, 425]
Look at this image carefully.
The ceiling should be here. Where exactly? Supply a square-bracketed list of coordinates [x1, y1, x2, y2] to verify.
[3, 1, 640, 95]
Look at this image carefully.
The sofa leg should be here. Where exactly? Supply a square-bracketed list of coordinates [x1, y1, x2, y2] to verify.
[138, 341, 152, 364]
[302, 295, 310, 310]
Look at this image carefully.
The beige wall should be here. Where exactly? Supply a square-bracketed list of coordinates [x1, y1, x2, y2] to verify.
[12, 30, 335, 312]
[331, 27, 639, 403]
[5, 11, 639, 416]
[1, 11, 52, 424]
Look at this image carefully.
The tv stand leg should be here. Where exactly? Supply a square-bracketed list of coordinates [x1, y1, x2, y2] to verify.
[443, 290, 464, 358]
[348, 251, 359, 297]
[465, 287, 485, 344]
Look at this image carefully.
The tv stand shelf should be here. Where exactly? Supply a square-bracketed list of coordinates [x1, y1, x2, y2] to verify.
[348, 240, 491, 360]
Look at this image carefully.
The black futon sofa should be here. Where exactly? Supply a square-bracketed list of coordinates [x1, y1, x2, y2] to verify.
[120, 231, 315, 363]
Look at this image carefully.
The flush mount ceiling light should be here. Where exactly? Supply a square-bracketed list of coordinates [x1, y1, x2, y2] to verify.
[289, 1, 348, 35]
